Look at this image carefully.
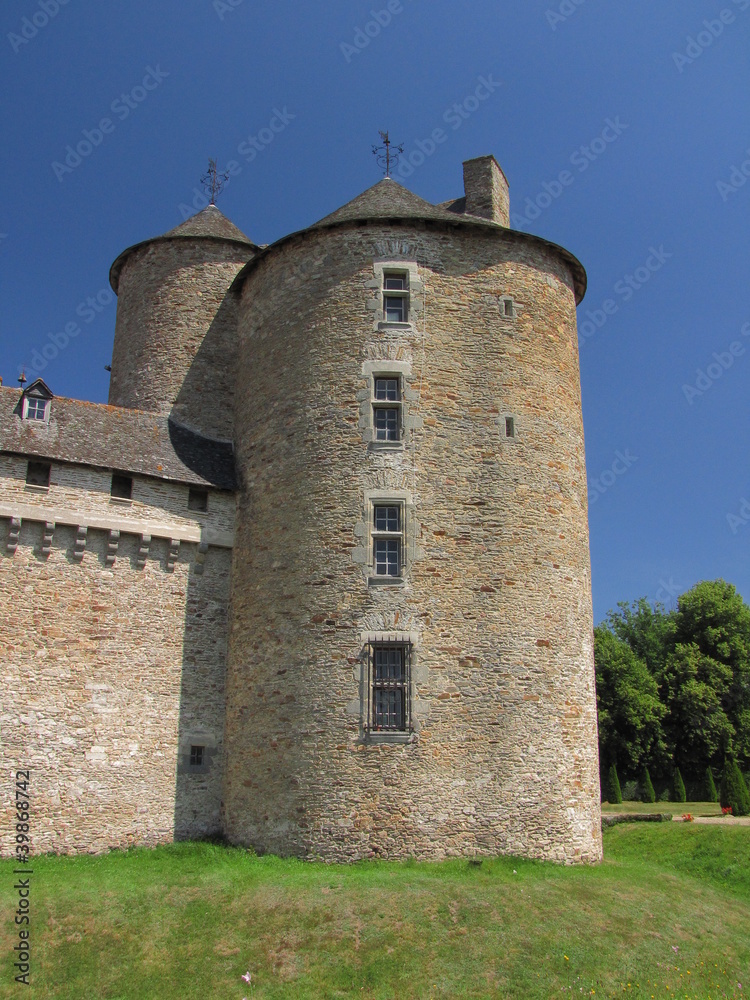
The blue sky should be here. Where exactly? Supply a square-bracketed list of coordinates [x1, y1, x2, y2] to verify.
[1, 0, 748, 623]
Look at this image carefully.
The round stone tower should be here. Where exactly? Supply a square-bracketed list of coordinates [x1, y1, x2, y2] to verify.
[108, 205, 257, 441]
[223, 161, 602, 863]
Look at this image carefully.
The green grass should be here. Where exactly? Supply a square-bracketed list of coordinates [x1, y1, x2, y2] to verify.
[601, 800, 724, 817]
[1, 824, 748, 1000]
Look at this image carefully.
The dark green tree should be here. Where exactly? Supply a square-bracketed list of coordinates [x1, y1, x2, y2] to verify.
[605, 764, 622, 804]
[641, 767, 656, 803]
[672, 767, 687, 803]
[660, 643, 735, 777]
[605, 597, 673, 681]
[702, 766, 718, 802]
[720, 755, 750, 816]
[672, 581, 750, 768]
[594, 627, 666, 774]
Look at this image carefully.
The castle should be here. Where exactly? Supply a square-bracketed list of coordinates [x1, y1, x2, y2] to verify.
[1, 155, 602, 862]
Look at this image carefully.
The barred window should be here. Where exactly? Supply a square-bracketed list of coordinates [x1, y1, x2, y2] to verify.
[189, 745, 204, 767]
[365, 643, 412, 733]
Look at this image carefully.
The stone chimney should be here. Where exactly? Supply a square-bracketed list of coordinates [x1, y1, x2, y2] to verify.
[462, 155, 509, 226]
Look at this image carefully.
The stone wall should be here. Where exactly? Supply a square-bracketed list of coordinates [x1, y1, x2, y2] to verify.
[108, 239, 252, 441]
[0, 463, 233, 855]
[224, 220, 601, 863]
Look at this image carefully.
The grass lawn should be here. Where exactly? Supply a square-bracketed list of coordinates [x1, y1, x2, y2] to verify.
[601, 801, 724, 817]
[1, 823, 748, 1000]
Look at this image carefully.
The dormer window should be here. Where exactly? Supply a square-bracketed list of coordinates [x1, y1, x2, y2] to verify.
[25, 397, 48, 421]
[20, 378, 53, 423]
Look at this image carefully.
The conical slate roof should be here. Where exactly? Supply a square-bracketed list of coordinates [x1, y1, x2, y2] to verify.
[311, 177, 478, 228]
[110, 205, 256, 292]
[163, 204, 254, 244]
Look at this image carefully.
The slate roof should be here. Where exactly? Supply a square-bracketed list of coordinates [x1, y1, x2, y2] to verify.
[310, 178, 486, 228]
[110, 205, 257, 292]
[234, 176, 587, 303]
[163, 205, 254, 243]
[0, 388, 236, 490]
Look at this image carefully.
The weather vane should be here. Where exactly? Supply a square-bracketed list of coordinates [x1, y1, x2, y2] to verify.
[372, 131, 403, 178]
[200, 158, 229, 205]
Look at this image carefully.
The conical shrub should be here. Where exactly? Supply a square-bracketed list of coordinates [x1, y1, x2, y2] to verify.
[720, 756, 750, 816]
[703, 766, 718, 803]
[606, 764, 622, 804]
[641, 767, 656, 803]
[672, 767, 687, 803]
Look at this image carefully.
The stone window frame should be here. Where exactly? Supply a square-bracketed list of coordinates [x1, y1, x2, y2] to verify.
[359, 631, 420, 744]
[499, 295, 516, 319]
[366, 259, 423, 332]
[177, 735, 217, 775]
[497, 412, 519, 442]
[359, 360, 422, 451]
[372, 502, 404, 578]
[353, 486, 418, 587]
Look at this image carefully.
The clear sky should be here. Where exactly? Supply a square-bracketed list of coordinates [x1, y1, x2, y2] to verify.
[1, 0, 748, 624]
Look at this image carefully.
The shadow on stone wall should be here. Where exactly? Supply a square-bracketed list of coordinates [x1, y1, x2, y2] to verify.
[173, 546, 232, 841]
[171, 290, 239, 443]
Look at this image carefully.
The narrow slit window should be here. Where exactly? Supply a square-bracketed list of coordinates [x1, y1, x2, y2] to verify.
[505, 416, 516, 438]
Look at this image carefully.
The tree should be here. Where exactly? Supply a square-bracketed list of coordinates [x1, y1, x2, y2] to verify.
[594, 627, 666, 775]
[605, 597, 673, 681]
[672, 767, 686, 803]
[660, 642, 735, 776]
[641, 768, 656, 803]
[702, 766, 718, 803]
[672, 581, 750, 768]
[605, 764, 622, 804]
[720, 755, 750, 816]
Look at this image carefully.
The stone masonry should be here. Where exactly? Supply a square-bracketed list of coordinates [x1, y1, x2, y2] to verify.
[1, 155, 601, 862]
